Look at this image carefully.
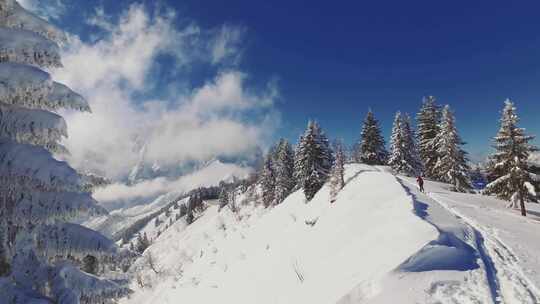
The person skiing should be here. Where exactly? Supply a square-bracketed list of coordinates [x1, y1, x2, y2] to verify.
[417, 176, 425, 193]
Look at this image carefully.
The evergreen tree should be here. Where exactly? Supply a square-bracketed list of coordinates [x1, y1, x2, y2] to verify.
[484, 100, 538, 216]
[185, 208, 194, 224]
[432, 105, 472, 192]
[218, 187, 229, 210]
[416, 96, 442, 178]
[294, 121, 334, 201]
[260, 153, 276, 207]
[0, 2, 129, 302]
[388, 112, 422, 176]
[329, 141, 346, 203]
[356, 110, 388, 165]
[135, 233, 151, 254]
[402, 113, 423, 175]
[388, 112, 404, 172]
[82, 255, 98, 275]
[274, 139, 295, 204]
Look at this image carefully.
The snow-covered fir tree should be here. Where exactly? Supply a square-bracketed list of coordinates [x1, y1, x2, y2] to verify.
[0, 1, 129, 302]
[260, 153, 276, 207]
[329, 140, 345, 203]
[388, 112, 404, 172]
[388, 112, 422, 176]
[273, 139, 295, 205]
[416, 96, 441, 178]
[218, 187, 229, 210]
[135, 233, 150, 254]
[484, 99, 538, 216]
[432, 105, 472, 192]
[294, 121, 334, 201]
[356, 110, 388, 165]
[402, 114, 423, 175]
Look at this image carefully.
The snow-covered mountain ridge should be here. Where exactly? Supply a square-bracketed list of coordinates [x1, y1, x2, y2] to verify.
[92, 158, 252, 210]
[121, 164, 540, 304]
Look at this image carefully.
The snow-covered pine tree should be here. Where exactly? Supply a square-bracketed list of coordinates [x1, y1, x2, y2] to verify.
[416, 96, 441, 178]
[356, 110, 388, 165]
[273, 138, 295, 205]
[388, 112, 422, 176]
[135, 233, 150, 254]
[185, 208, 194, 224]
[294, 121, 334, 201]
[388, 112, 404, 172]
[293, 134, 304, 188]
[402, 113, 423, 175]
[218, 187, 229, 210]
[0, 1, 129, 302]
[484, 99, 538, 216]
[432, 105, 472, 192]
[329, 140, 345, 203]
[260, 153, 276, 207]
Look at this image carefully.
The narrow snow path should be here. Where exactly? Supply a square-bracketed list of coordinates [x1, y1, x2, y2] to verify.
[429, 193, 540, 304]
[399, 177, 540, 304]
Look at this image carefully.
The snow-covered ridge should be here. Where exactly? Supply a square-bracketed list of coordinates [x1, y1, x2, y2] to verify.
[121, 164, 540, 304]
[94, 158, 252, 210]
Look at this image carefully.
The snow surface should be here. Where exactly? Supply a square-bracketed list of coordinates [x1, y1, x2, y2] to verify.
[122, 165, 433, 303]
[119, 164, 540, 303]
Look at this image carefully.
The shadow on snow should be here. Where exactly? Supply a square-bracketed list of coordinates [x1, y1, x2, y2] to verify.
[395, 178, 480, 272]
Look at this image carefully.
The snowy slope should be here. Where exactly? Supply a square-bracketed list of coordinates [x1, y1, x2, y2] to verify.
[120, 164, 540, 303]
[122, 165, 435, 303]
[84, 190, 183, 238]
[85, 159, 252, 239]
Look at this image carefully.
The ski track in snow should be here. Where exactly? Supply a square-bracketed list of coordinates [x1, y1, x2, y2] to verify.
[430, 193, 540, 304]
[399, 177, 540, 304]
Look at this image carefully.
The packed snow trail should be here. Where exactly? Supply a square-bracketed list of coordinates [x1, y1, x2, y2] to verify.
[398, 177, 540, 304]
[429, 193, 540, 303]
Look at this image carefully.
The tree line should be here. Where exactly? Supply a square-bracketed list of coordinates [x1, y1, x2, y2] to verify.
[258, 96, 538, 216]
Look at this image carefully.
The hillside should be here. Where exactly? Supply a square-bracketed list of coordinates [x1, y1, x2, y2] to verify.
[119, 164, 540, 303]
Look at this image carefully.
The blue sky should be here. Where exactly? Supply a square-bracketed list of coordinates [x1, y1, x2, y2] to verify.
[39, 0, 540, 163]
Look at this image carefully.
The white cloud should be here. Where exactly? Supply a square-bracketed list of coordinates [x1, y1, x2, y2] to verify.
[52, 4, 279, 180]
[211, 25, 245, 65]
[86, 5, 115, 32]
